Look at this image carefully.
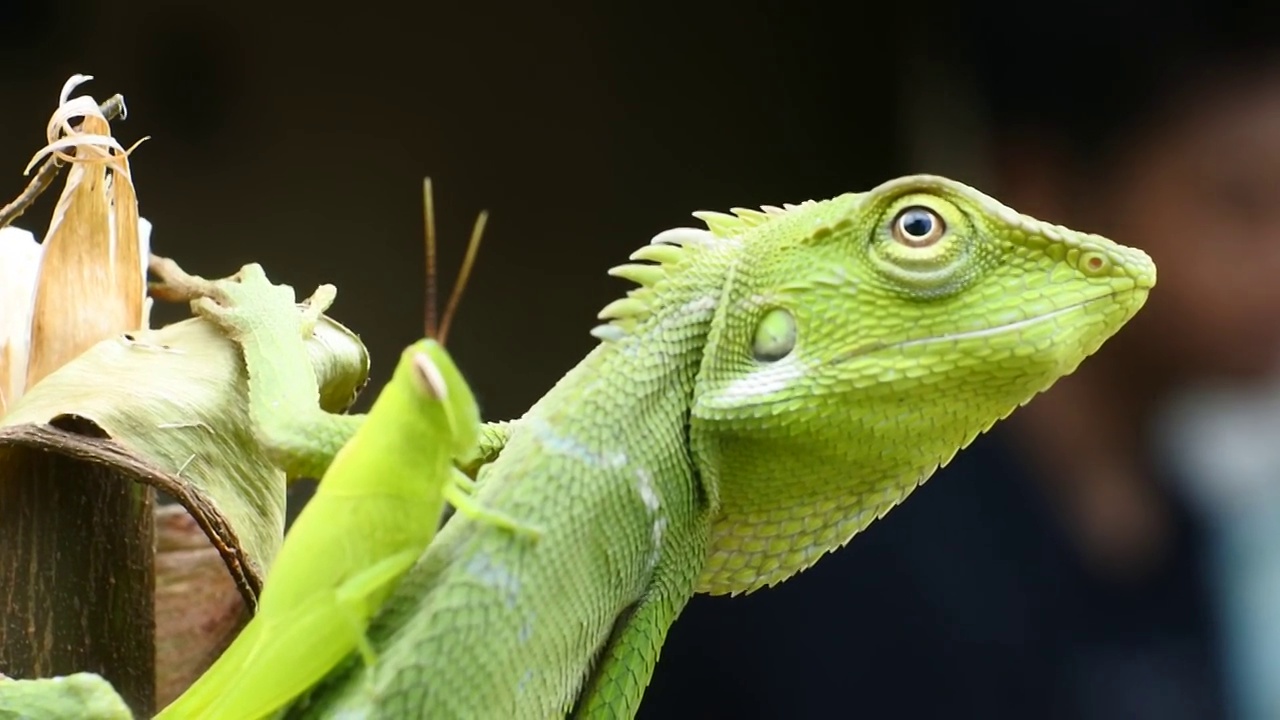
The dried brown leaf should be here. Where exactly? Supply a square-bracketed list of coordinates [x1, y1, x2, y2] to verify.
[22, 75, 148, 390]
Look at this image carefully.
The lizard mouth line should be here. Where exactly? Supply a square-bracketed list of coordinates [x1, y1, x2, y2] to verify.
[834, 289, 1132, 364]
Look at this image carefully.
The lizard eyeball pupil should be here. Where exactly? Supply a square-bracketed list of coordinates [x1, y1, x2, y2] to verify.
[892, 207, 946, 247]
[752, 308, 796, 363]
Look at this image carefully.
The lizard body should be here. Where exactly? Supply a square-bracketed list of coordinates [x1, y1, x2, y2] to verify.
[288, 174, 1155, 718]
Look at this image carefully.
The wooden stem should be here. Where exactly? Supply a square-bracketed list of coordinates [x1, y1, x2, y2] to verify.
[0, 418, 156, 718]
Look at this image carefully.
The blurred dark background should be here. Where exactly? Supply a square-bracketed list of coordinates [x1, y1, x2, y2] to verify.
[7, 1, 1280, 718]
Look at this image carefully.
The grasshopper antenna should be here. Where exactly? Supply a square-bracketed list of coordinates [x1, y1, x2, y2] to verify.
[438, 209, 487, 346]
[424, 177, 440, 341]
[422, 177, 488, 346]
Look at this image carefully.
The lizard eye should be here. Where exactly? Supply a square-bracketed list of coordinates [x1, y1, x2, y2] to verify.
[891, 207, 945, 247]
[867, 193, 976, 298]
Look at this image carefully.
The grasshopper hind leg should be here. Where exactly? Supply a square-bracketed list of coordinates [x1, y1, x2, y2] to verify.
[442, 467, 543, 541]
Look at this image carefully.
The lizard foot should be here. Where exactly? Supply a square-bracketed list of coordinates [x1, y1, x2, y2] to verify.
[185, 263, 335, 343]
[188, 263, 294, 338]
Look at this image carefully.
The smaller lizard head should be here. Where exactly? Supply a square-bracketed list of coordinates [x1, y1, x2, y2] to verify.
[687, 174, 1156, 595]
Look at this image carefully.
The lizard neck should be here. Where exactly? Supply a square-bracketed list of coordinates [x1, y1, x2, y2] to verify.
[521, 289, 720, 465]
[516, 232, 740, 475]
[486, 241, 740, 593]
[470, 272, 726, 624]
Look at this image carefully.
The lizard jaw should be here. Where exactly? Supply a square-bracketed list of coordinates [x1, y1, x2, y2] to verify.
[832, 286, 1147, 365]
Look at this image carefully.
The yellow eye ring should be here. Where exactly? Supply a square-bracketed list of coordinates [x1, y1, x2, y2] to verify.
[891, 206, 946, 248]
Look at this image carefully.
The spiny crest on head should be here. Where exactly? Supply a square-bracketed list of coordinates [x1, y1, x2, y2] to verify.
[423, 177, 487, 347]
[589, 199, 815, 343]
[691, 200, 816, 238]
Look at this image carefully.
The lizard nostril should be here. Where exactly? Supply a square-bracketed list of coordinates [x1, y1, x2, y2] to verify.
[1079, 251, 1110, 276]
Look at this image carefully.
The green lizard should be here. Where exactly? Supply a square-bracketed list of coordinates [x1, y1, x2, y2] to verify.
[0, 175, 1158, 719]
[271, 173, 1155, 718]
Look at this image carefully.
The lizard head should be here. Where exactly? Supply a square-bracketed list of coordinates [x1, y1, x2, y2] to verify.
[686, 174, 1156, 595]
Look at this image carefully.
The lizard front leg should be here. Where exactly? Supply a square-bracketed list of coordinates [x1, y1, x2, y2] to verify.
[570, 585, 691, 719]
[570, 520, 705, 720]
[459, 419, 516, 478]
